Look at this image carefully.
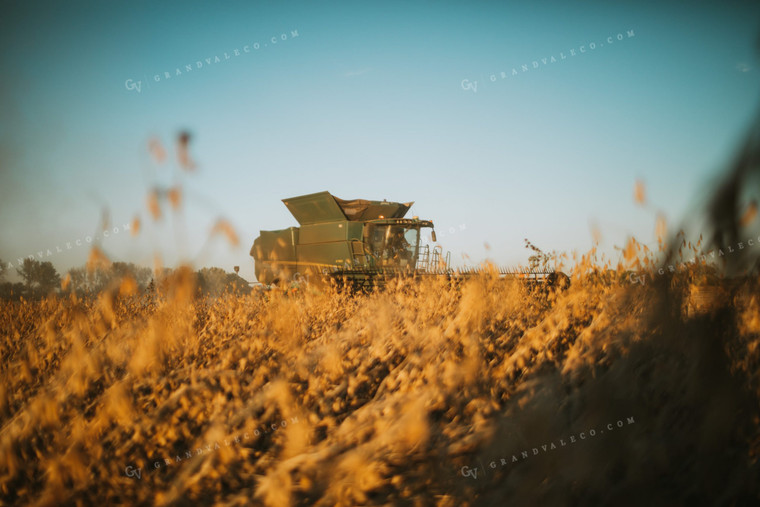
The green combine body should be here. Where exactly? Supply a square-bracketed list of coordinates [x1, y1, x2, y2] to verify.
[250, 191, 440, 286]
[250, 191, 563, 289]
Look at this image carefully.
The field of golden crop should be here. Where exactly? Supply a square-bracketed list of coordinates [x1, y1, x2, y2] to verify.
[1, 260, 759, 506]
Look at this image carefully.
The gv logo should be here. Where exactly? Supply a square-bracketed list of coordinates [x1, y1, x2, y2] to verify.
[629, 273, 646, 286]
[461, 79, 478, 93]
[460, 465, 479, 479]
[293, 272, 311, 285]
[124, 79, 142, 93]
[125, 465, 142, 479]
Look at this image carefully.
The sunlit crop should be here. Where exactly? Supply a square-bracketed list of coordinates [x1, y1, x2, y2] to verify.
[1, 247, 759, 505]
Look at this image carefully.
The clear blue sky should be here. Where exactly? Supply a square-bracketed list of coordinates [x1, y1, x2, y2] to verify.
[2, 0, 759, 282]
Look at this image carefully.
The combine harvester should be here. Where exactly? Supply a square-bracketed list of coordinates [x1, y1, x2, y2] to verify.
[250, 191, 566, 290]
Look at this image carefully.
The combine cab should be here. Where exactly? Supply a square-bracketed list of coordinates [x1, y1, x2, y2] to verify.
[250, 191, 562, 289]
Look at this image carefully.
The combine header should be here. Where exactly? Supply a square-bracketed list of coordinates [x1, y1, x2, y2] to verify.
[250, 191, 563, 289]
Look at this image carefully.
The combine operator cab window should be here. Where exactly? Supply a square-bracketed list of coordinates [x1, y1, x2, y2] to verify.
[365, 224, 419, 268]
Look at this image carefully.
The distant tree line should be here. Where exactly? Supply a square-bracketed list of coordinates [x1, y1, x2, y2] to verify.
[0, 258, 250, 301]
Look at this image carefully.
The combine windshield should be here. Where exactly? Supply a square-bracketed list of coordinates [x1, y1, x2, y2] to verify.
[364, 224, 419, 268]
